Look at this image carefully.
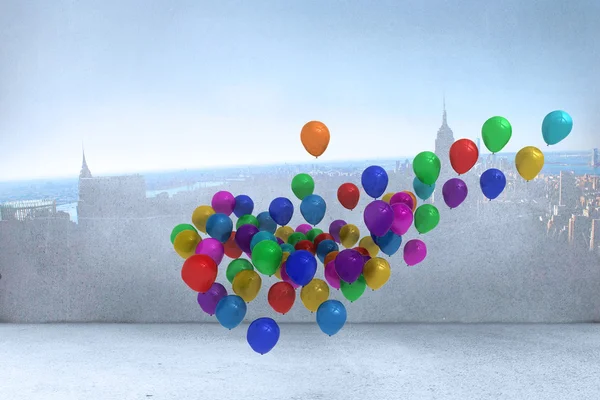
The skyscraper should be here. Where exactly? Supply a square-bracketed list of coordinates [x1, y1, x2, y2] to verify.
[434, 98, 455, 183]
[476, 137, 481, 155]
[559, 171, 577, 208]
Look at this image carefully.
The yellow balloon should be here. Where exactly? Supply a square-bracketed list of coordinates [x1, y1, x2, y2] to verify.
[515, 146, 545, 181]
[173, 230, 201, 259]
[358, 236, 380, 257]
[275, 225, 294, 242]
[382, 192, 394, 203]
[339, 224, 360, 248]
[300, 279, 330, 312]
[191, 205, 215, 233]
[363, 257, 391, 290]
[232, 269, 262, 302]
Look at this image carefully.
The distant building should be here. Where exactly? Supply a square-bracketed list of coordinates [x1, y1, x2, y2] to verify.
[434, 98, 455, 181]
[476, 137, 481, 155]
[559, 171, 578, 208]
[591, 148, 599, 167]
[591, 219, 600, 252]
[0, 199, 57, 221]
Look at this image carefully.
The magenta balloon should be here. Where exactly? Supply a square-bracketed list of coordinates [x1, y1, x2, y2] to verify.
[363, 200, 394, 237]
[442, 178, 469, 209]
[389, 192, 414, 210]
[335, 249, 365, 283]
[211, 191, 236, 216]
[280, 262, 300, 289]
[295, 224, 312, 234]
[324, 261, 341, 290]
[195, 238, 225, 265]
[328, 219, 347, 243]
[197, 282, 228, 315]
[390, 203, 413, 236]
[403, 239, 427, 266]
[235, 224, 259, 254]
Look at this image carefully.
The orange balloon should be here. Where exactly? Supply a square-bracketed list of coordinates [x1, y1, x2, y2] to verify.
[403, 191, 418, 212]
[323, 250, 339, 266]
[300, 121, 330, 158]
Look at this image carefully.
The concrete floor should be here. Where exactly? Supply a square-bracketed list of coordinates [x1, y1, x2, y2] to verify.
[1, 324, 599, 400]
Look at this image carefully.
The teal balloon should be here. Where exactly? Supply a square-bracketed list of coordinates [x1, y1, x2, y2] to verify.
[300, 194, 326, 225]
[413, 177, 435, 201]
[316, 239, 339, 263]
[250, 231, 277, 251]
[206, 213, 233, 243]
[215, 295, 247, 330]
[280, 243, 296, 254]
[316, 300, 347, 336]
[542, 110, 573, 145]
[256, 211, 277, 234]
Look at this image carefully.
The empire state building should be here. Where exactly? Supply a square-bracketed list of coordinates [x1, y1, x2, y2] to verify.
[434, 101, 455, 183]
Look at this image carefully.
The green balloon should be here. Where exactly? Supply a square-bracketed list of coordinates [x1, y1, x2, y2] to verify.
[291, 173, 315, 200]
[287, 232, 307, 246]
[226, 259, 254, 284]
[481, 116, 512, 153]
[236, 214, 259, 230]
[251, 240, 283, 276]
[412, 151, 441, 185]
[414, 204, 440, 234]
[340, 275, 367, 302]
[170, 223, 197, 244]
[306, 228, 323, 242]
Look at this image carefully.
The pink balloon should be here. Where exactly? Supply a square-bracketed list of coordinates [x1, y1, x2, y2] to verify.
[295, 224, 312, 234]
[390, 203, 413, 236]
[280, 262, 300, 289]
[390, 192, 414, 210]
[324, 261, 341, 290]
[403, 239, 427, 266]
[195, 238, 225, 266]
[211, 191, 236, 216]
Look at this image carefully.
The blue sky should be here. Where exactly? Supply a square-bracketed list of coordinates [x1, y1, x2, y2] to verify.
[0, 0, 598, 180]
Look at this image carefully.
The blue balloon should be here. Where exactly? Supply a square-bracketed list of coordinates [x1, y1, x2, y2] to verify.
[413, 177, 435, 201]
[480, 168, 506, 200]
[256, 211, 277, 234]
[285, 250, 317, 286]
[542, 110, 573, 146]
[361, 165, 389, 199]
[300, 194, 326, 225]
[250, 231, 277, 251]
[280, 243, 296, 254]
[247, 317, 280, 355]
[372, 230, 402, 256]
[316, 300, 347, 336]
[316, 239, 339, 263]
[215, 295, 247, 330]
[269, 197, 294, 226]
[206, 213, 233, 243]
[233, 195, 254, 218]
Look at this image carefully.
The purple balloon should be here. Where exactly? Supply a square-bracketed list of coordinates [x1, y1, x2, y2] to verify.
[324, 261, 341, 290]
[403, 239, 427, 266]
[276, 237, 284, 245]
[442, 178, 469, 209]
[234, 224, 259, 254]
[328, 219, 347, 243]
[296, 224, 312, 234]
[211, 191, 236, 216]
[195, 238, 225, 266]
[363, 200, 394, 237]
[390, 203, 413, 236]
[197, 282, 228, 315]
[389, 192, 414, 210]
[335, 249, 365, 284]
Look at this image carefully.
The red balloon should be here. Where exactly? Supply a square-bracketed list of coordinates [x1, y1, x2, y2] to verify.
[295, 239, 316, 255]
[449, 139, 479, 175]
[352, 246, 370, 257]
[313, 233, 335, 249]
[337, 183, 360, 210]
[268, 281, 296, 314]
[181, 254, 218, 293]
[223, 231, 242, 259]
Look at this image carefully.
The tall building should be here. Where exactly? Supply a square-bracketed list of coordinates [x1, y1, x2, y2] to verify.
[434, 98, 455, 183]
[559, 171, 578, 208]
[591, 219, 600, 252]
[80, 146, 92, 179]
[475, 137, 481, 156]
[592, 148, 599, 167]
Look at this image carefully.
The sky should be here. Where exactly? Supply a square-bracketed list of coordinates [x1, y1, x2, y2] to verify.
[0, 0, 599, 180]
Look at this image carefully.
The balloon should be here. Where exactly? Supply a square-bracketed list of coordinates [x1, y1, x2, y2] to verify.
[337, 183, 360, 210]
[482, 116, 512, 153]
[247, 317, 280, 355]
[280, 262, 300, 289]
[353, 247, 370, 257]
[236, 214, 259, 229]
[442, 178, 468, 209]
[215, 295, 247, 330]
[191, 206, 215, 234]
[324, 261, 341, 289]
[268, 281, 296, 314]
[413, 204, 440, 234]
[250, 231, 277, 251]
[300, 279, 330, 312]
[372, 230, 402, 256]
[251, 240, 283, 276]
[413, 151, 441, 185]
[197, 282, 228, 315]
[339, 224, 360, 248]
[287, 232, 307, 246]
[390, 203, 413, 236]
[363, 200, 394, 237]
[276, 237, 284, 244]
[361, 165, 389, 199]
[300, 120, 330, 158]
[223, 232, 243, 259]
[291, 173, 315, 200]
[269, 197, 294, 226]
[449, 139, 479, 175]
[232, 269, 262, 302]
[542, 110, 573, 145]
[233, 195, 254, 218]
[316, 300, 347, 336]
[181, 254, 218, 293]
[275, 225, 294, 243]
[234, 224, 259, 254]
[171, 223, 198, 244]
[294, 239, 316, 255]
[515, 146, 545, 181]
[358, 236, 379, 258]
[256, 211, 277, 234]
[195, 238, 225, 265]
[295, 224, 312, 234]
[340, 275, 366, 302]
[206, 213, 233, 243]
[323, 251, 339, 266]
[316, 239, 339, 263]
[306, 228, 323, 242]
[285, 250, 317, 286]
[389, 192, 414, 210]
[363, 258, 391, 290]
[300, 194, 326, 225]
[480, 168, 507, 200]
[211, 191, 236, 216]
[173, 229, 201, 259]
[382, 192, 394, 203]
[226, 259, 254, 284]
[403, 191, 418, 212]
[335, 249, 365, 284]
[328, 219, 347, 243]
[403, 239, 427, 266]
[313, 233, 335, 249]
[413, 177, 435, 201]
[280, 243, 295, 254]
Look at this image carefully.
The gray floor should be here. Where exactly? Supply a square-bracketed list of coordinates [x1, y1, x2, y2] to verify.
[1, 324, 599, 400]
